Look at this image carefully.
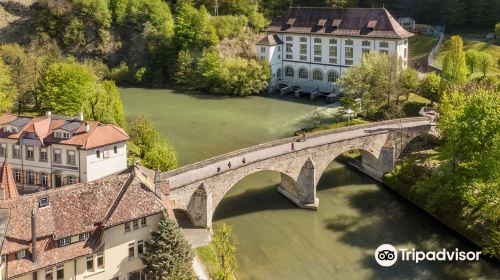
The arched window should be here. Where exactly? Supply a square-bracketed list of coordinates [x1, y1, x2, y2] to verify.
[285, 67, 294, 77]
[327, 71, 339, 83]
[277, 68, 282, 79]
[298, 68, 308, 79]
[312, 70, 323, 81]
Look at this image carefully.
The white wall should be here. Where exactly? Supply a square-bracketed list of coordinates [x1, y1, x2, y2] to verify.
[84, 142, 127, 182]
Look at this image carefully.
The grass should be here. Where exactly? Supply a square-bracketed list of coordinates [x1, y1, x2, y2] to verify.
[408, 35, 438, 60]
[403, 93, 433, 117]
[297, 118, 370, 134]
[435, 36, 500, 81]
[195, 245, 219, 277]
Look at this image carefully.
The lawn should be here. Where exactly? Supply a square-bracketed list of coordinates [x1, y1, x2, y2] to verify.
[195, 245, 219, 277]
[408, 35, 438, 60]
[435, 36, 500, 81]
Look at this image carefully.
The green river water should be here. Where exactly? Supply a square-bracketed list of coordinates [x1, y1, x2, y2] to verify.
[121, 88, 499, 280]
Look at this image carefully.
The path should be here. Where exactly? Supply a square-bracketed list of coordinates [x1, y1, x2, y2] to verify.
[193, 256, 209, 280]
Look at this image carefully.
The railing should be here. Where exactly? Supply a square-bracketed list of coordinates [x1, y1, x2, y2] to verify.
[163, 117, 430, 178]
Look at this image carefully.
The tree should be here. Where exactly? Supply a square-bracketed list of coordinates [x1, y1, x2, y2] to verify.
[476, 52, 494, 78]
[419, 72, 441, 105]
[143, 212, 194, 280]
[465, 49, 480, 74]
[401, 68, 420, 101]
[174, 2, 218, 50]
[212, 223, 237, 280]
[214, 57, 270, 96]
[496, 23, 500, 37]
[174, 49, 194, 86]
[129, 115, 177, 171]
[0, 59, 15, 113]
[440, 36, 467, 92]
[196, 49, 222, 89]
[87, 80, 126, 127]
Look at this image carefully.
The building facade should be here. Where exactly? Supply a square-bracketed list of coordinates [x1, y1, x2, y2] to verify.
[0, 167, 173, 280]
[0, 113, 129, 191]
[256, 7, 414, 92]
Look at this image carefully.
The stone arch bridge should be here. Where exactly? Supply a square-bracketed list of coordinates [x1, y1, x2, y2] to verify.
[147, 117, 437, 229]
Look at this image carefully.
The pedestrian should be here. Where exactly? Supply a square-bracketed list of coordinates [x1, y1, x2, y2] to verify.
[242, 157, 246, 164]
[228, 161, 232, 168]
[291, 142, 295, 151]
[217, 166, 220, 172]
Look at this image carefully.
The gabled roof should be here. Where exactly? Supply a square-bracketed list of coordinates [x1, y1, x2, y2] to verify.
[266, 7, 414, 39]
[0, 160, 18, 200]
[256, 34, 284, 46]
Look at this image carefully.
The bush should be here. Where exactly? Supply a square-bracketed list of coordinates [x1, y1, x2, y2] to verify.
[212, 57, 270, 96]
[211, 15, 248, 39]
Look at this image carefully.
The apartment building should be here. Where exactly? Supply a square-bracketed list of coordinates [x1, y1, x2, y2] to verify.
[256, 7, 414, 92]
[0, 166, 172, 280]
[0, 112, 129, 190]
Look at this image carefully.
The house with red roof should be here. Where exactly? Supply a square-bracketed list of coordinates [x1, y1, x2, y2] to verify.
[0, 112, 130, 191]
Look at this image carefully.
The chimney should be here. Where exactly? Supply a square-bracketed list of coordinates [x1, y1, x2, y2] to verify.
[46, 111, 51, 117]
[31, 209, 37, 263]
[78, 112, 84, 121]
[154, 170, 162, 197]
[85, 122, 90, 132]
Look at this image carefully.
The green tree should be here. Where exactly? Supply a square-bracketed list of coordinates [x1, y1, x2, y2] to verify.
[129, 115, 177, 171]
[214, 57, 270, 96]
[0, 59, 15, 113]
[174, 49, 194, 86]
[496, 23, 500, 37]
[465, 49, 480, 74]
[212, 223, 237, 280]
[401, 68, 420, 101]
[143, 212, 194, 280]
[196, 49, 222, 89]
[87, 80, 126, 127]
[419, 72, 441, 105]
[174, 2, 218, 50]
[476, 52, 494, 78]
[63, 18, 86, 47]
[440, 36, 467, 92]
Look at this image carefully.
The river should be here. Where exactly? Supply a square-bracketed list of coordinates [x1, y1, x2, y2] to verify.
[121, 88, 499, 280]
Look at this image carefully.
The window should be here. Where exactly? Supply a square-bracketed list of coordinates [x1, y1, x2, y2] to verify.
[260, 46, 265, 52]
[380, 50, 388, 55]
[314, 45, 321, 56]
[56, 264, 64, 280]
[26, 146, 34, 160]
[260, 56, 265, 60]
[114, 146, 118, 154]
[39, 196, 49, 207]
[80, 232, 90, 241]
[345, 39, 353, 45]
[133, 219, 139, 230]
[298, 69, 308, 79]
[329, 38, 337, 44]
[16, 250, 26, 259]
[103, 149, 110, 159]
[299, 44, 307, 54]
[97, 253, 104, 269]
[362, 40, 370, 46]
[14, 170, 21, 183]
[329, 46, 337, 57]
[285, 54, 292, 59]
[45, 267, 53, 280]
[299, 55, 307, 61]
[137, 240, 144, 256]
[27, 170, 34, 185]
[13, 145, 20, 159]
[285, 36, 292, 41]
[277, 55, 281, 59]
[127, 270, 146, 280]
[53, 149, 61, 164]
[58, 238, 70, 247]
[314, 56, 321, 62]
[128, 243, 135, 260]
[124, 222, 131, 232]
[299, 37, 307, 42]
[67, 150, 76, 165]
[379, 41, 389, 48]
[312, 70, 323, 81]
[285, 43, 292, 53]
[314, 38, 321, 43]
[41, 173, 48, 187]
[67, 175, 76, 185]
[285, 67, 294, 77]
[345, 59, 353, 65]
[329, 58, 337, 64]
[277, 46, 281, 51]
[0, 143, 6, 157]
[328, 71, 339, 82]
[362, 48, 370, 54]
[86, 256, 94, 272]
[96, 150, 100, 158]
[277, 68, 282, 79]
[345, 47, 353, 58]
[140, 217, 147, 227]
[40, 148, 47, 161]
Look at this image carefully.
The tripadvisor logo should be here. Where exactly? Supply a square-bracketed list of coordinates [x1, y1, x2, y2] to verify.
[374, 244, 481, 267]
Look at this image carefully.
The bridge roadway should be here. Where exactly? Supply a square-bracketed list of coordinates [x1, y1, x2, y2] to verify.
[143, 117, 437, 228]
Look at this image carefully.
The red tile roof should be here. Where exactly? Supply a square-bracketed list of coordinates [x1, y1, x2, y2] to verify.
[267, 7, 414, 39]
[256, 34, 284, 46]
[0, 171, 168, 278]
[0, 160, 18, 200]
[0, 114, 129, 150]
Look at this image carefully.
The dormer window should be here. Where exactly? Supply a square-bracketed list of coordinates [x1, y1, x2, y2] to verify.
[55, 131, 71, 139]
[317, 19, 327, 28]
[16, 250, 26, 259]
[3, 125, 18, 134]
[332, 19, 341, 28]
[58, 238, 70, 247]
[286, 18, 296, 26]
[367, 20, 377, 30]
[79, 232, 90, 241]
[39, 196, 49, 207]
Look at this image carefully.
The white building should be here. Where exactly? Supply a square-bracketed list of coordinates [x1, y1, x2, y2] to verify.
[0, 112, 129, 190]
[256, 7, 414, 92]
